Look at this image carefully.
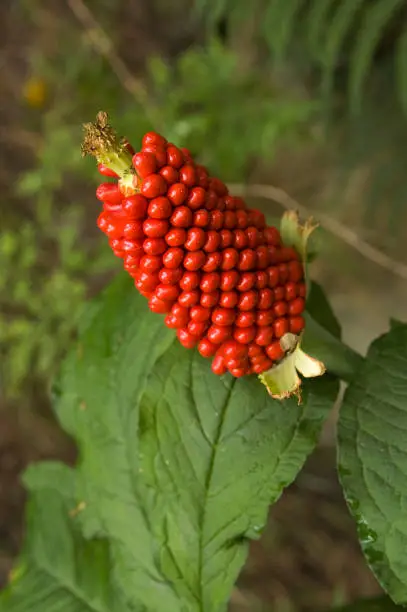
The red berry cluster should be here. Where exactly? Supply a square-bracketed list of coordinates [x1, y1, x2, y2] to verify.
[96, 132, 306, 377]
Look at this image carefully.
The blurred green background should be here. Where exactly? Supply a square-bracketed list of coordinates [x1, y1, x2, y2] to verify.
[1, 0, 407, 610]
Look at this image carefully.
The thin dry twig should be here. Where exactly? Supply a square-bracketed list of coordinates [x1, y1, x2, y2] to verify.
[66, 0, 148, 104]
[229, 182, 407, 282]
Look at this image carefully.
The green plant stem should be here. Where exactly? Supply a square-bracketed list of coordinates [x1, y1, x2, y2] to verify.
[303, 314, 365, 382]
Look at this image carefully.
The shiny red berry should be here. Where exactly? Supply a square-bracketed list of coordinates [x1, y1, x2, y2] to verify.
[207, 325, 232, 344]
[220, 229, 234, 248]
[190, 305, 211, 322]
[155, 284, 180, 302]
[267, 267, 280, 288]
[96, 183, 123, 205]
[235, 311, 256, 327]
[143, 219, 169, 238]
[188, 321, 208, 337]
[143, 237, 167, 255]
[202, 252, 222, 272]
[147, 196, 172, 219]
[238, 249, 257, 271]
[288, 260, 304, 282]
[177, 328, 198, 349]
[133, 152, 157, 178]
[233, 229, 248, 250]
[159, 267, 183, 285]
[289, 315, 305, 334]
[165, 228, 187, 247]
[141, 174, 167, 198]
[219, 291, 238, 308]
[170, 206, 193, 228]
[142, 132, 167, 148]
[200, 291, 220, 308]
[273, 318, 289, 338]
[236, 272, 256, 292]
[184, 250, 206, 271]
[163, 247, 184, 268]
[149, 295, 172, 313]
[236, 210, 248, 229]
[256, 310, 274, 326]
[200, 272, 220, 293]
[203, 231, 221, 253]
[285, 282, 297, 301]
[258, 288, 273, 310]
[193, 209, 210, 227]
[97, 163, 118, 178]
[221, 248, 239, 271]
[264, 226, 281, 246]
[224, 211, 237, 229]
[140, 254, 162, 272]
[238, 290, 258, 311]
[211, 354, 227, 375]
[179, 164, 197, 187]
[220, 270, 239, 291]
[142, 145, 167, 168]
[273, 300, 288, 317]
[170, 303, 189, 327]
[198, 338, 218, 358]
[255, 327, 274, 346]
[123, 195, 148, 219]
[166, 145, 184, 168]
[234, 326, 256, 344]
[179, 271, 200, 291]
[184, 228, 207, 251]
[205, 190, 218, 210]
[212, 308, 236, 326]
[168, 183, 188, 206]
[266, 341, 285, 361]
[178, 290, 200, 307]
[159, 165, 179, 184]
[188, 187, 207, 210]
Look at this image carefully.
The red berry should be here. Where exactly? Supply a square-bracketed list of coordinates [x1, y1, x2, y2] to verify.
[289, 315, 305, 334]
[266, 341, 285, 361]
[142, 144, 167, 168]
[148, 295, 172, 313]
[273, 318, 289, 338]
[202, 252, 222, 272]
[143, 219, 169, 238]
[123, 195, 148, 219]
[159, 267, 183, 285]
[203, 231, 221, 253]
[224, 211, 237, 229]
[184, 250, 206, 271]
[141, 174, 167, 198]
[179, 271, 200, 291]
[97, 163, 118, 178]
[273, 300, 288, 317]
[193, 209, 210, 227]
[155, 284, 180, 302]
[196, 165, 210, 189]
[200, 291, 220, 308]
[143, 237, 166, 255]
[255, 327, 274, 346]
[288, 260, 304, 282]
[170, 206, 193, 228]
[190, 306, 211, 322]
[170, 303, 189, 327]
[274, 286, 285, 301]
[278, 263, 289, 283]
[133, 152, 157, 178]
[256, 310, 274, 326]
[142, 132, 167, 148]
[234, 326, 256, 344]
[248, 209, 265, 229]
[268, 266, 280, 288]
[246, 227, 261, 248]
[229, 367, 248, 378]
[285, 282, 297, 301]
[122, 239, 143, 254]
[205, 190, 218, 210]
[163, 247, 184, 268]
[181, 147, 193, 162]
[147, 196, 172, 219]
[236, 210, 249, 229]
[235, 312, 256, 328]
[207, 325, 232, 344]
[188, 187, 207, 210]
[209, 210, 224, 231]
[167, 145, 184, 168]
[160, 165, 179, 184]
[200, 272, 220, 293]
[264, 226, 281, 246]
[165, 228, 187, 247]
[298, 282, 306, 297]
[123, 222, 144, 240]
[212, 308, 236, 326]
[258, 288, 274, 310]
[233, 229, 248, 249]
[178, 290, 200, 307]
[219, 291, 238, 308]
[185, 228, 207, 251]
[140, 254, 162, 272]
[198, 338, 217, 358]
[177, 328, 198, 349]
[210, 177, 228, 196]
[168, 183, 188, 206]
[221, 248, 239, 271]
[220, 229, 234, 248]
[96, 183, 123, 205]
[179, 164, 197, 187]
[252, 359, 273, 374]
[255, 271, 268, 289]
[236, 272, 256, 292]
[222, 341, 248, 360]
[220, 270, 239, 291]
[135, 271, 160, 292]
[238, 291, 258, 311]
[211, 354, 227, 375]
[238, 249, 257, 271]
[256, 246, 270, 269]
[188, 321, 208, 337]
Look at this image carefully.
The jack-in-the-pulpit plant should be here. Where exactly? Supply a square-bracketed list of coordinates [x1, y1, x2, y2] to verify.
[1, 114, 407, 612]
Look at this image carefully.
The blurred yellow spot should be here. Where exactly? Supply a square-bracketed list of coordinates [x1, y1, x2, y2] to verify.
[23, 76, 47, 108]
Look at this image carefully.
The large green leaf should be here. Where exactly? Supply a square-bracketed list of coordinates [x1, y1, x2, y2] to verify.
[4, 273, 338, 611]
[338, 323, 407, 605]
[0, 462, 131, 612]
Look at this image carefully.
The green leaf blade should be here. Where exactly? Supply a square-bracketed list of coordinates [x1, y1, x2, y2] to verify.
[338, 323, 407, 604]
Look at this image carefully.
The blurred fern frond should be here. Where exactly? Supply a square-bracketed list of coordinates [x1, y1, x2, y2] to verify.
[195, 0, 407, 115]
